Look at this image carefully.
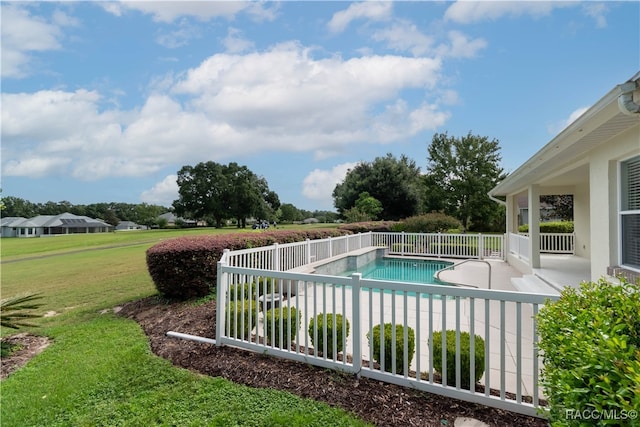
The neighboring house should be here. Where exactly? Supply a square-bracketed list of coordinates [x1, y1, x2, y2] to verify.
[0, 212, 113, 237]
[157, 212, 202, 227]
[0, 217, 28, 237]
[115, 221, 147, 231]
[490, 71, 640, 287]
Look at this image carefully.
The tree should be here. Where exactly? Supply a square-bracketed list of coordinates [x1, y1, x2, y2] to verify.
[353, 191, 383, 221]
[278, 203, 304, 223]
[425, 132, 506, 231]
[173, 161, 280, 228]
[540, 195, 573, 221]
[173, 161, 229, 228]
[333, 153, 422, 220]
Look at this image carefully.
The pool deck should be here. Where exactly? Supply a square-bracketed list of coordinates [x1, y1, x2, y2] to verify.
[280, 258, 549, 399]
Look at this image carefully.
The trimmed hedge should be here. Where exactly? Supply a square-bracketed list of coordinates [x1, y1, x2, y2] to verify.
[265, 307, 301, 348]
[537, 278, 640, 424]
[338, 221, 399, 233]
[367, 323, 416, 374]
[518, 221, 573, 233]
[308, 313, 350, 357]
[393, 213, 461, 233]
[146, 229, 350, 300]
[431, 330, 485, 389]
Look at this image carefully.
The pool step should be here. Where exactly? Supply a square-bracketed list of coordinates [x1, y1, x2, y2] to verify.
[511, 275, 560, 295]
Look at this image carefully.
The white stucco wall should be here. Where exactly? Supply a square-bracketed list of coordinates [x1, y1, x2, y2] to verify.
[588, 124, 640, 281]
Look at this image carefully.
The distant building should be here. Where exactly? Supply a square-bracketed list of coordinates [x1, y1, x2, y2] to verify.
[115, 221, 148, 231]
[0, 213, 113, 238]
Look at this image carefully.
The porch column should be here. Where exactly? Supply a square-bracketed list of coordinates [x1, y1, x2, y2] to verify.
[505, 194, 518, 235]
[528, 184, 541, 268]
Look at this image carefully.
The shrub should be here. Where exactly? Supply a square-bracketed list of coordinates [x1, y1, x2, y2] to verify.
[393, 213, 461, 233]
[308, 313, 350, 356]
[537, 278, 640, 424]
[264, 307, 301, 348]
[227, 283, 254, 302]
[146, 228, 350, 300]
[518, 221, 574, 233]
[225, 301, 256, 339]
[431, 330, 485, 389]
[338, 221, 398, 233]
[367, 323, 416, 374]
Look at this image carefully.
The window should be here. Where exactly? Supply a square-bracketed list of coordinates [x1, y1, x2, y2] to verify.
[621, 155, 640, 271]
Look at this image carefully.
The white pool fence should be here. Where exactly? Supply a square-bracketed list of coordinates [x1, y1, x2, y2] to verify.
[215, 232, 561, 418]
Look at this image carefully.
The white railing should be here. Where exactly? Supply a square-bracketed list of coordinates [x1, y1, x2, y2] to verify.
[515, 233, 575, 255]
[216, 258, 557, 418]
[223, 232, 504, 272]
[509, 233, 530, 261]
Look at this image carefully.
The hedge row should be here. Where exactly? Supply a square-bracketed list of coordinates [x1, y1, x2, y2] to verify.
[518, 221, 574, 233]
[146, 229, 350, 300]
[337, 221, 399, 233]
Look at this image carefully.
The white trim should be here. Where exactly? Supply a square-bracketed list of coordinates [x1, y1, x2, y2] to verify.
[618, 154, 640, 271]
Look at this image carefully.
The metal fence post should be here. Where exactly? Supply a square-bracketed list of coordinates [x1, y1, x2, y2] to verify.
[216, 249, 230, 346]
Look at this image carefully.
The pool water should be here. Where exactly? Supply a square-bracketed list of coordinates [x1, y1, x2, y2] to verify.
[342, 258, 453, 285]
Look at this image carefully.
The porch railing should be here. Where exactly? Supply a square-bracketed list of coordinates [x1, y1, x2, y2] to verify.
[217, 248, 557, 418]
[514, 233, 575, 255]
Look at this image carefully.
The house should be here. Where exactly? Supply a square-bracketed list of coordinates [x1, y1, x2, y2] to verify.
[157, 212, 203, 227]
[1, 217, 28, 237]
[115, 221, 147, 231]
[489, 71, 640, 289]
[1, 212, 113, 237]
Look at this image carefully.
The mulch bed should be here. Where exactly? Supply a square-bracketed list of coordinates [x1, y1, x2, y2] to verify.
[118, 296, 548, 427]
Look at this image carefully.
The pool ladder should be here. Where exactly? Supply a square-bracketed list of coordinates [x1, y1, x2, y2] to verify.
[435, 259, 492, 289]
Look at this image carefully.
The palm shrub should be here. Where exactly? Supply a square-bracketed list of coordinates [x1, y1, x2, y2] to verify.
[431, 330, 485, 389]
[367, 323, 416, 374]
[264, 307, 301, 348]
[225, 301, 256, 339]
[537, 278, 640, 424]
[1, 293, 44, 357]
[308, 313, 350, 357]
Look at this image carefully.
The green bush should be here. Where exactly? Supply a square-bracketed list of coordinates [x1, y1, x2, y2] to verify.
[367, 323, 416, 374]
[227, 283, 254, 302]
[146, 229, 350, 300]
[518, 221, 574, 233]
[308, 313, 350, 356]
[225, 301, 256, 339]
[431, 330, 485, 389]
[537, 278, 640, 424]
[265, 307, 301, 348]
[393, 213, 461, 233]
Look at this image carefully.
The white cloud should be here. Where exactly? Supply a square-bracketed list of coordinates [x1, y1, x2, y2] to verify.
[371, 20, 434, 56]
[222, 28, 255, 53]
[140, 175, 179, 206]
[327, 2, 393, 33]
[156, 23, 202, 48]
[302, 162, 359, 204]
[547, 106, 589, 135]
[3, 157, 71, 178]
[582, 3, 608, 29]
[444, 1, 574, 24]
[2, 43, 449, 181]
[0, 4, 74, 78]
[441, 31, 487, 58]
[103, 1, 278, 24]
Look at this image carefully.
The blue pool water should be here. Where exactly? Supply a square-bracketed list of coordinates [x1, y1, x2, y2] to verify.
[342, 258, 453, 285]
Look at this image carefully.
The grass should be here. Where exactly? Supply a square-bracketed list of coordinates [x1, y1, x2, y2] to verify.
[0, 226, 369, 427]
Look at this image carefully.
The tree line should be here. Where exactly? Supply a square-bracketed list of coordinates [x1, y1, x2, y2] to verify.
[333, 132, 507, 231]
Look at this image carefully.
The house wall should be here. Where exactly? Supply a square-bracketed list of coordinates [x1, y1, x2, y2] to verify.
[588, 124, 640, 281]
[573, 180, 590, 258]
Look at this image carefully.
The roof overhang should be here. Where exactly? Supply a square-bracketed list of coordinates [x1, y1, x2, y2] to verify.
[490, 71, 640, 197]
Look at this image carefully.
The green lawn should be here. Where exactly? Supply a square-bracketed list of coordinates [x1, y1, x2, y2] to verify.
[0, 227, 369, 427]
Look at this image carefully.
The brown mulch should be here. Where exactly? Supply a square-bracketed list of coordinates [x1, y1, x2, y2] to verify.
[1, 333, 51, 380]
[115, 296, 548, 427]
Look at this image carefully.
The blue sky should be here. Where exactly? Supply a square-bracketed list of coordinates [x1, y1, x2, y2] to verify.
[2, 1, 639, 212]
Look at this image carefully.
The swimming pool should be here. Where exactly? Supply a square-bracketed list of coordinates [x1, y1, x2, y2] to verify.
[342, 257, 453, 285]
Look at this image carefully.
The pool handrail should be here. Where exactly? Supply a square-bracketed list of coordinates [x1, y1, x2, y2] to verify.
[435, 259, 492, 289]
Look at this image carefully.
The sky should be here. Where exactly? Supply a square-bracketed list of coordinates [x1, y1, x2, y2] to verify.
[1, 1, 639, 212]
